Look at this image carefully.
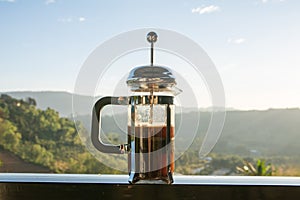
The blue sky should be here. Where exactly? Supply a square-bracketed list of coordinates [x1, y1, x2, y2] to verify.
[0, 0, 299, 109]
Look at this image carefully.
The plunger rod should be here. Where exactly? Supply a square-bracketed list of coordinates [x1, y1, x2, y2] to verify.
[151, 42, 154, 66]
[147, 32, 158, 66]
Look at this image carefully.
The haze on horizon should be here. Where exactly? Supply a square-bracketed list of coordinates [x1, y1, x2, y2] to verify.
[0, 0, 299, 110]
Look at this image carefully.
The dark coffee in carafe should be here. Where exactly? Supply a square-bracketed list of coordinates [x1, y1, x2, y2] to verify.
[128, 125, 174, 183]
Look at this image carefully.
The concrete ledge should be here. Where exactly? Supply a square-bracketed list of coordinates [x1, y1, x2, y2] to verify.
[1, 174, 300, 199]
[1, 173, 300, 186]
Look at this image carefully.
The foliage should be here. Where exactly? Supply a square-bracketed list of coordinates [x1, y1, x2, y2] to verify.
[0, 118, 22, 151]
[236, 159, 275, 176]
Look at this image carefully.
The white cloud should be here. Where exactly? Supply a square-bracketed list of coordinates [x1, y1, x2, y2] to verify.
[57, 16, 86, 23]
[192, 5, 220, 15]
[0, 0, 15, 3]
[78, 17, 86, 22]
[228, 38, 246, 44]
[262, 0, 268, 3]
[45, 0, 55, 5]
[58, 17, 73, 23]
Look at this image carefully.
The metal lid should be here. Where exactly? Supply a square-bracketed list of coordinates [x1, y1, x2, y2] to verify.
[126, 65, 176, 90]
[126, 31, 180, 93]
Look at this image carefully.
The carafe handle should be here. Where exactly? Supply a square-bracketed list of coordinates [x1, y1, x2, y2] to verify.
[91, 96, 128, 154]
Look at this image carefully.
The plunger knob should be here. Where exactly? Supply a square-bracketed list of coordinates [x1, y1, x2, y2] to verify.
[147, 32, 158, 43]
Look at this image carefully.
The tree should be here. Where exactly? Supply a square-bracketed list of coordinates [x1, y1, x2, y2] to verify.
[0, 119, 22, 151]
[38, 108, 61, 140]
[26, 97, 37, 106]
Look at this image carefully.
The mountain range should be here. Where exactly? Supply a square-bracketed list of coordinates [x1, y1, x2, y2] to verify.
[2, 91, 300, 157]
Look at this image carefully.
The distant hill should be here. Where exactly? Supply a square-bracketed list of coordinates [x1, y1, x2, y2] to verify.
[79, 108, 300, 157]
[212, 108, 300, 156]
[2, 91, 233, 117]
[2, 91, 93, 117]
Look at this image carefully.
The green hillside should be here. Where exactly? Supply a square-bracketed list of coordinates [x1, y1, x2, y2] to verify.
[0, 94, 122, 174]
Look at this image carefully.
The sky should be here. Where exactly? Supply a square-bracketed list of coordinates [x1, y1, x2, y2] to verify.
[0, 0, 299, 110]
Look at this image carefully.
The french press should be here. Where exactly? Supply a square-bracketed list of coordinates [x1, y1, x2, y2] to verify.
[91, 32, 181, 184]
